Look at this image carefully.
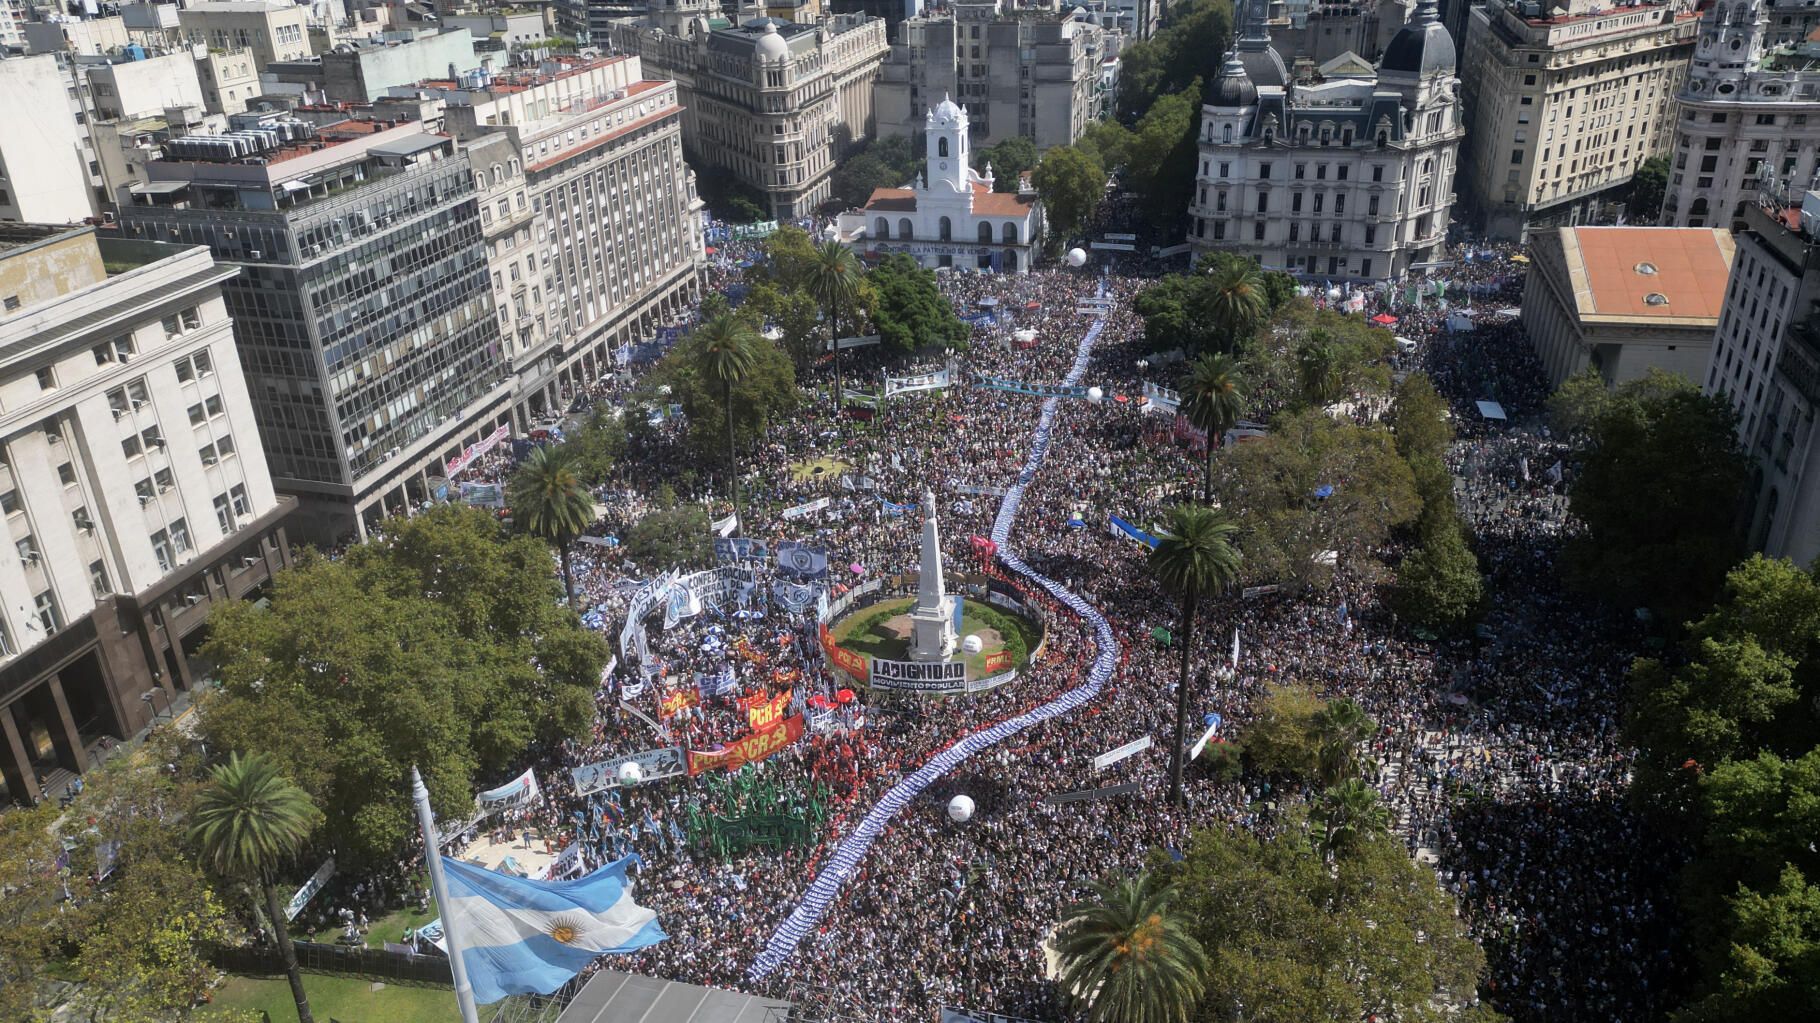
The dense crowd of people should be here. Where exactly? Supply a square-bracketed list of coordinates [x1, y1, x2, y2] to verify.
[325, 234, 1675, 1022]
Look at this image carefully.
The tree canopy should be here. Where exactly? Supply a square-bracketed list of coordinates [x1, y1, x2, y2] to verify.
[200, 506, 607, 866]
[1113, 0, 1233, 121]
[1134, 252, 1296, 357]
[830, 134, 922, 209]
[650, 304, 799, 464]
[1629, 154, 1670, 224]
[1030, 144, 1106, 241]
[1564, 371, 1747, 625]
[868, 253, 970, 354]
[975, 135, 1039, 192]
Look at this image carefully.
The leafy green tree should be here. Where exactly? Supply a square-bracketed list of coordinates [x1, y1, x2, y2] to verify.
[1123, 82, 1204, 227]
[1031, 144, 1106, 240]
[566, 407, 626, 486]
[1312, 697, 1374, 786]
[830, 134, 921, 208]
[1547, 368, 1613, 440]
[1112, 0, 1233, 120]
[975, 135, 1039, 191]
[806, 240, 864, 398]
[1055, 873, 1210, 1023]
[1239, 682, 1328, 779]
[693, 312, 761, 517]
[1674, 864, 1820, 1022]
[1180, 353, 1245, 500]
[509, 444, 595, 608]
[1391, 522, 1483, 632]
[1211, 410, 1420, 586]
[1629, 154, 1671, 225]
[1388, 373, 1453, 465]
[1295, 336, 1346, 407]
[0, 801, 68, 1021]
[1315, 778, 1392, 859]
[867, 253, 969, 354]
[1078, 119, 1133, 173]
[745, 279, 829, 374]
[191, 753, 323, 1023]
[1566, 373, 1747, 625]
[202, 508, 606, 865]
[72, 855, 232, 1021]
[654, 310, 799, 467]
[1150, 504, 1243, 806]
[1168, 809, 1502, 1023]
[623, 497, 714, 570]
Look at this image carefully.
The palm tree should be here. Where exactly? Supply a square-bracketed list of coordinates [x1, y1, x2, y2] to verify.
[1313, 697, 1373, 785]
[1149, 505, 1242, 807]
[508, 444, 594, 607]
[1315, 778, 1391, 859]
[1296, 333, 1346, 408]
[1055, 873, 1210, 1023]
[1179, 354, 1246, 502]
[693, 312, 761, 522]
[190, 753, 322, 1023]
[1205, 260, 1266, 352]
[803, 239, 861, 406]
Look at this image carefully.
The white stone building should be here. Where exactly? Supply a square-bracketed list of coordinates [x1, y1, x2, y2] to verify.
[0, 54, 101, 225]
[0, 223, 294, 803]
[836, 97, 1044, 272]
[1185, 0, 1462, 282]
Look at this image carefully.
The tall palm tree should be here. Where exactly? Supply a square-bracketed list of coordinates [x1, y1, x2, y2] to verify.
[1313, 697, 1373, 786]
[693, 312, 761, 523]
[190, 753, 322, 1023]
[803, 239, 861, 406]
[1205, 260, 1266, 352]
[1296, 334, 1346, 408]
[1315, 778, 1391, 859]
[1149, 505, 1242, 807]
[1179, 354, 1246, 502]
[508, 444, 594, 607]
[1055, 873, 1210, 1023]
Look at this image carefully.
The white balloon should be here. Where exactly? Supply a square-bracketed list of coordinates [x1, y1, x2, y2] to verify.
[616, 761, 643, 786]
[1086, 387, 1105, 402]
[1066, 247, 1088, 268]
[947, 794, 975, 823]
[962, 634, 984, 654]
[1326, 287, 1342, 301]
[657, 384, 673, 396]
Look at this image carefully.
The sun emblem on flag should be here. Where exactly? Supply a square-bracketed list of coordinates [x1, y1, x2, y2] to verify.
[547, 915, 582, 945]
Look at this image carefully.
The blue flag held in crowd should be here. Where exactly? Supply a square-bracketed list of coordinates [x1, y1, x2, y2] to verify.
[440, 854, 666, 1004]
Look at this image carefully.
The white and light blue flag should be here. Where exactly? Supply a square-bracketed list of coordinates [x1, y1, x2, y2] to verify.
[440, 853, 666, 1004]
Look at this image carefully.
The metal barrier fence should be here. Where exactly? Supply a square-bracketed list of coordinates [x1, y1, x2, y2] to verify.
[212, 940, 453, 985]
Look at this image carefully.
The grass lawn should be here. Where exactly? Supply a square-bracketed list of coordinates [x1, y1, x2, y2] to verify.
[305, 901, 439, 949]
[788, 456, 848, 482]
[829, 597, 1036, 680]
[203, 972, 457, 1023]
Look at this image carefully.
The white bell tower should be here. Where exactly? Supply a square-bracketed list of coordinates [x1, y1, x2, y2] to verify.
[925, 95, 971, 194]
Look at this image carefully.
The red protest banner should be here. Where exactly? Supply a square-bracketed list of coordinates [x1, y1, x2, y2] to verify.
[983, 650, 1014, 673]
[748, 688, 793, 731]
[819, 621, 870, 681]
[687, 714, 804, 775]
[658, 688, 697, 720]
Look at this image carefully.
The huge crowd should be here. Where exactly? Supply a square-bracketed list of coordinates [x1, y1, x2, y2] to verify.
[319, 234, 1682, 1022]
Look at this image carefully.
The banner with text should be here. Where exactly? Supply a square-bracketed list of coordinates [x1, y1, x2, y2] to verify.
[570, 746, 687, 795]
[781, 498, 831, 522]
[818, 621, 871, 680]
[973, 374, 1091, 400]
[445, 423, 511, 478]
[869, 657, 968, 692]
[687, 714, 805, 775]
[748, 688, 794, 731]
[884, 369, 951, 398]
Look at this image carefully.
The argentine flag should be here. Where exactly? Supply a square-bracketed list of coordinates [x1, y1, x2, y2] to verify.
[441, 853, 666, 1004]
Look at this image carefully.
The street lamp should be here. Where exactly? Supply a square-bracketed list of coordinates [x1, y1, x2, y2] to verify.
[141, 687, 166, 721]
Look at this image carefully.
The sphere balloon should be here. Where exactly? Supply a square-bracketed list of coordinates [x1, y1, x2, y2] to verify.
[1087, 386, 1104, 402]
[657, 384, 673, 396]
[947, 794, 975, 823]
[962, 634, 984, 654]
[1326, 287, 1342, 301]
[1065, 247, 1088, 268]
[616, 761, 643, 786]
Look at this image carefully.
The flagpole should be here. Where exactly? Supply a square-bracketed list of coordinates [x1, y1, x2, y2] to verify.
[413, 765, 481, 1023]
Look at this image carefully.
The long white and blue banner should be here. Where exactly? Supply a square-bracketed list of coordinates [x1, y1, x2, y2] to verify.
[1108, 514, 1161, 549]
[884, 369, 950, 397]
[750, 294, 1121, 982]
[972, 374, 1091, 400]
[1142, 381, 1181, 415]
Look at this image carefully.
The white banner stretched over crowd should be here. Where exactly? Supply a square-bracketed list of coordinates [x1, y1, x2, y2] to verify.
[284, 857, 336, 921]
[476, 767, 540, 810]
[869, 657, 968, 691]
[571, 746, 687, 795]
[955, 482, 1009, 498]
[782, 496, 831, 520]
[1092, 736, 1152, 771]
[884, 369, 950, 398]
[444, 423, 511, 478]
[711, 512, 739, 537]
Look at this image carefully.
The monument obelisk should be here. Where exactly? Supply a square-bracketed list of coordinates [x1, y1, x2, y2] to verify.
[909, 489, 959, 661]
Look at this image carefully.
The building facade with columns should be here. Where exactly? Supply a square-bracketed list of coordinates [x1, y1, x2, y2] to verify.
[610, 11, 889, 219]
[1661, 1, 1820, 230]
[835, 97, 1044, 271]
[414, 55, 706, 431]
[0, 224, 294, 805]
[1186, 0, 1462, 282]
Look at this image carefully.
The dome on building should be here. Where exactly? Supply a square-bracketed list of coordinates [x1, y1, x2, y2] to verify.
[755, 21, 790, 61]
[1233, 0, 1288, 89]
[1380, 0, 1456, 76]
[1211, 51, 1257, 108]
[930, 93, 964, 125]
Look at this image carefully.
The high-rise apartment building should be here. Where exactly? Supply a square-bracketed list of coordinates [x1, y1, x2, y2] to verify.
[0, 54, 100, 225]
[1661, 1, 1820, 230]
[428, 54, 705, 427]
[1458, 0, 1697, 241]
[611, 11, 889, 219]
[874, 0, 1107, 150]
[177, 1, 315, 66]
[118, 115, 514, 542]
[0, 223, 294, 805]
[1186, 0, 1462, 282]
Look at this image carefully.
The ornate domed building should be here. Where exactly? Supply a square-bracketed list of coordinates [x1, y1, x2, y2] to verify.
[1186, 0, 1462, 282]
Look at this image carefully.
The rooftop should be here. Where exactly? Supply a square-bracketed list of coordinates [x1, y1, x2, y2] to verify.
[0, 223, 86, 258]
[1561, 226, 1734, 322]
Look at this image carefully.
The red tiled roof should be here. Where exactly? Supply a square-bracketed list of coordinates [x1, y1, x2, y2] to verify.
[860, 187, 917, 212]
[859, 185, 1035, 218]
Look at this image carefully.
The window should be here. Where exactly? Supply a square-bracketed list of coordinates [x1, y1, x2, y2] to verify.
[1253, 221, 1265, 241]
[72, 506, 93, 532]
[35, 366, 55, 391]
[57, 463, 75, 487]
[188, 403, 207, 427]
[217, 435, 235, 458]
[162, 313, 182, 338]
[1361, 258, 1372, 278]
[155, 467, 173, 492]
[16, 535, 38, 564]
[170, 517, 192, 555]
[200, 442, 220, 465]
[193, 351, 212, 377]
[1511, 149, 1524, 165]
[150, 528, 174, 572]
[141, 425, 163, 451]
[230, 483, 250, 518]
[1257, 193, 1269, 213]
[175, 358, 194, 383]
[122, 434, 144, 459]
[1372, 165, 1384, 183]
[181, 307, 201, 330]
[1335, 194, 1346, 215]
[206, 394, 223, 417]
[0, 490, 15, 515]
[214, 493, 233, 533]
[89, 560, 109, 599]
[93, 336, 133, 364]
[1369, 195, 1380, 216]
[1293, 192, 1304, 212]
[32, 591, 58, 635]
